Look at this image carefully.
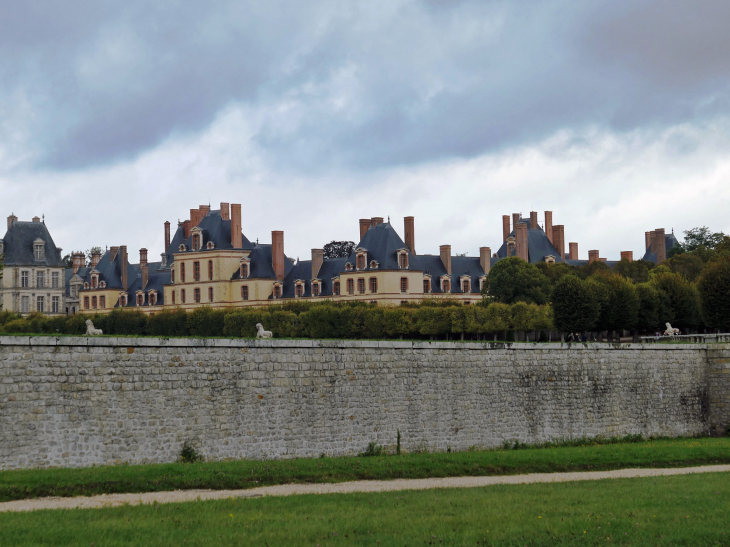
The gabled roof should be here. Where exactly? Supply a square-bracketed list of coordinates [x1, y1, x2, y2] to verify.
[166, 209, 254, 264]
[347, 222, 422, 271]
[0, 221, 64, 267]
[495, 219, 565, 263]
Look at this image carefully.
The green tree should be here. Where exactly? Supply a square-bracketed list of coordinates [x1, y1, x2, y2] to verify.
[551, 276, 599, 334]
[650, 270, 701, 330]
[483, 303, 511, 338]
[587, 272, 640, 332]
[697, 258, 730, 331]
[613, 259, 654, 283]
[576, 260, 610, 279]
[323, 241, 355, 259]
[681, 227, 726, 252]
[664, 253, 706, 282]
[485, 257, 550, 305]
[535, 262, 576, 286]
[635, 283, 666, 333]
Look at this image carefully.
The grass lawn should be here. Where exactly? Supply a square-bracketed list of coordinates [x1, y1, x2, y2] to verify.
[1, 437, 729, 502]
[2, 472, 729, 546]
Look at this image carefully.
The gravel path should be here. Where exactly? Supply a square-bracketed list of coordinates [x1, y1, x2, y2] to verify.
[2, 464, 728, 513]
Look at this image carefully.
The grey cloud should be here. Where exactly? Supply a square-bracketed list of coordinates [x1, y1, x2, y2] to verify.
[1, 0, 729, 173]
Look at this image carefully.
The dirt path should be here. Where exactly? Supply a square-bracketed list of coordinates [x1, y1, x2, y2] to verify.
[2, 464, 728, 513]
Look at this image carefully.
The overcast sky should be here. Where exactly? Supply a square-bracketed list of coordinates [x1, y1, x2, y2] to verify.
[1, 0, 729, 262]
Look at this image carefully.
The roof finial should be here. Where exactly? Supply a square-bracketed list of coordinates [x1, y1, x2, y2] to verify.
[42, 214, 45, 224]
[388, 215, 390, 223]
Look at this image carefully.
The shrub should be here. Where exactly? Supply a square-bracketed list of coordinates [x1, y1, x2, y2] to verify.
[179, 441, 203, 463]
[104, 309, 148, 336]
[146, 308, 189, 337]
[187, 307, 228, 337]
[359, 442, 384, 457]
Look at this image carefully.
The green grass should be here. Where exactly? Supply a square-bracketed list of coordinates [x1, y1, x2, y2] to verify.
[2, 472, 729, 546]
[1, 437, 729, 503]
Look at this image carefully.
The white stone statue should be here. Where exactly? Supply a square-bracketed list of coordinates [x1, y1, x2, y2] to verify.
[664, 322, 680, 336]
[255, 323, 273, 339]
[85, 320, 103, 336]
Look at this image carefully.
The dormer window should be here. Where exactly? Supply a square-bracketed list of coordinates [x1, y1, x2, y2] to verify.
[99, 281, 106, 288]
[179, 244, 187, 252]
[119, 293, 128, 306]
[149, 291, 157, 305]
[312, 280, 321, 297]
[192, 234, 201, 251]
[295, 281, 305, 297]
[544, 255, 556, 264]
[240, 259, 250, 278]
[506, 236, 516, 257]
[90, 273, 99, 289]
[479, 276, 486, 292]
[136, 291, 145, 306]
[83, 282, 90, 289]
[345, 262, 353, 271]
[369, 260, 379, 269]
[423, 275, 432, 294]
[397, 249, 409, 269]
[355, 249, 367, 270]
[460, 276, 471, 293]
[273, 283, 282, 298]
[206, 241, 215, 250]
[332, 278, 340, 296]
[33, 239, 45, 261]
[441, 276, 451, 293]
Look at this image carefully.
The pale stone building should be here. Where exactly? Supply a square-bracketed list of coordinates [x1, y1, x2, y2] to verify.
[0, 214, 66, 315]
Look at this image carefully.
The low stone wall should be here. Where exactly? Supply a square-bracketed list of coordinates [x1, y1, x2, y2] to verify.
[0, 336, 725, 469]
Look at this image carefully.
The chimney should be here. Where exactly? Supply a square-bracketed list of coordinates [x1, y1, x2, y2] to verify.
[645, 231, 652, 251]
[199, 205, 210, 218]
[164, 221, 171, 252]
[230, 204, 242, 248]
[190, 208, 201, 228]
[544, 211, 553, 243]
[529, 211, 538, 230]
[32, 216, 40, 223]
[655, 228, 666, 264]
[140, 248, 149, 289]
[91, 250, 102, 269]
[220, 202, 230, 220]
[110, 246, 119, 262]
[311, 248, 324, 279]
[404, 216, 415, 255]
[272, 231, 285, 281]
[588, 250, 599, 264]
[480, 247, 491, 276]
[371, 217, 384, 226]
[440, 245, 452, 275]
[359, 219, 370, 240]
[120, 245, 128, 291]
[621, 251, 633, 262]
[7, 214, 17, 229]
[72, 252, 85, 275]
[515, 222, 529, 261]
[512, 213, 521, 230]
[139, 248, 148, 267]
[183, 220, 191, 239]
[599, 258, 607, 262]
[569, 242, 578, 261]
[552, 225, 565, 260]
[502, 215, 511, 242]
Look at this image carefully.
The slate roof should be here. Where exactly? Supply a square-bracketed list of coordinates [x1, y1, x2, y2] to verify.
[229, 244, 295, 281]
[165, 209, 254, 265]
[642, 232, 680, 263]
[495, 219, 565, 263]
[123, 262, 170, 308]
[417, 255, 485, 294]
[0, 221, 64, 267]
[281, 257, 348, 298]
[347, 222, 422, 271]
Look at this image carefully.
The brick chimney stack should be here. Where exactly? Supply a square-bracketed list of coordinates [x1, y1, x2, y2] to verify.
[620, 251, 633, 262]
[230, 204, 242, 248]
[120, 245, 128, 291]
[272, 231, 285, 281]
[139, 248, 148, 267]
[512, 213, 521, 230]
[32, 216, 40, 223]
[440, 245, 452, 275]
[645, 231, 652, 251]
[544, 211, 553, 243]
[7, 214, 17, 229]
[502, 215, 511, 242]
[552, 225, 565, 260]
[359, 219, 370, 240]
[371, 217, 384, 226]
[199, 205, 210, 218]
[654, 228, 667, 264]
[164, 221, 171, 252]
[190, 208, 202, 228]
[140, 248, 149, 289]
[220, 202, 230, 220]
[91, 250, 101, 269]
[110, 246, 119, 262]
[515, 222, 529, 261]
[588, 249, 599, 264]
[404, 216, 415, 255]
[72, 252, 85, 274]
[311, 248, 324, 279]
[480, 247, 491, 276]
[529, 211, 538, 230]
[568, 242, 578, 261]
[183, 220, 191, 239]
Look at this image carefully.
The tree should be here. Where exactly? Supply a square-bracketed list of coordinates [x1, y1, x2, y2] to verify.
[323, 241, 355, 259]
[664, 253, 705, 282]
[650, 270, 701, 330]
[681, 227, 726, 252]
[535, 262, 576, 286]
[485, 257, 550, 305]
[697, 258, 730, 331]
[635, 283, 666, 333]
[586, 272, 639, 332]
[483, 303, 511, 338]
[613, 259, 654, 283]
[551, 275, 599, 334]
[0, 254, 3, 310]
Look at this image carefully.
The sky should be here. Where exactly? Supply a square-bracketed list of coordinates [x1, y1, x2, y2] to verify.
[1, 0, 729, 263]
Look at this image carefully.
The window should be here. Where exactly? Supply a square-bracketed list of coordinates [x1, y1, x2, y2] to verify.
[136, 294, 143, 306]
[52, 296, 59, 313]
[399, 253, 408, 269]
[357, 278, 365, 294]
[193, 261, 200, 281]
[242, 286, 249, 300]
[92, 296, 97, 309]
[274, 285, 281, 298]
[84, 296, 90, 309]
[52, 272, 59, 289]
[181, 289, 186, 303]
[34, 243, 44, 261]
[194, 288, 201, 303]
[423, 279, 431, 293]
[312, 282, 320, 297]
[369, 277, 378, 293]
[171, 269, 175, 283]
[333, 281, 340, 296]
[347, 279, 354, 295]
[240, 263, 249, 278]
[295, 283, 304, 297]
[36, 296, 44, 312]
[442, 279, 450, 292]
[149, 293, 155, 305]
[21, 296, 29, 313]
[180, 263, 186, 282]
[357, 255, 365, 270]
[345, 263, 352, 271]
[21, 271, 29, 288]
[208, 260, 213, 280]
[370, 260, 378, 269]
[192, 234, 201, 251]
[100, 296, 106, 308]
[462, 279, 470, 293]
[36, 271, 45, 288]
[90, 275, 97, 289]
[208, 287, 214, 302]
[400, 277, 408, 293]
[172, 291, 176, 304]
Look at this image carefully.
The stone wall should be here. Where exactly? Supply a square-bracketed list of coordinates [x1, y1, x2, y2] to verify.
[0, 336, 725, 470]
